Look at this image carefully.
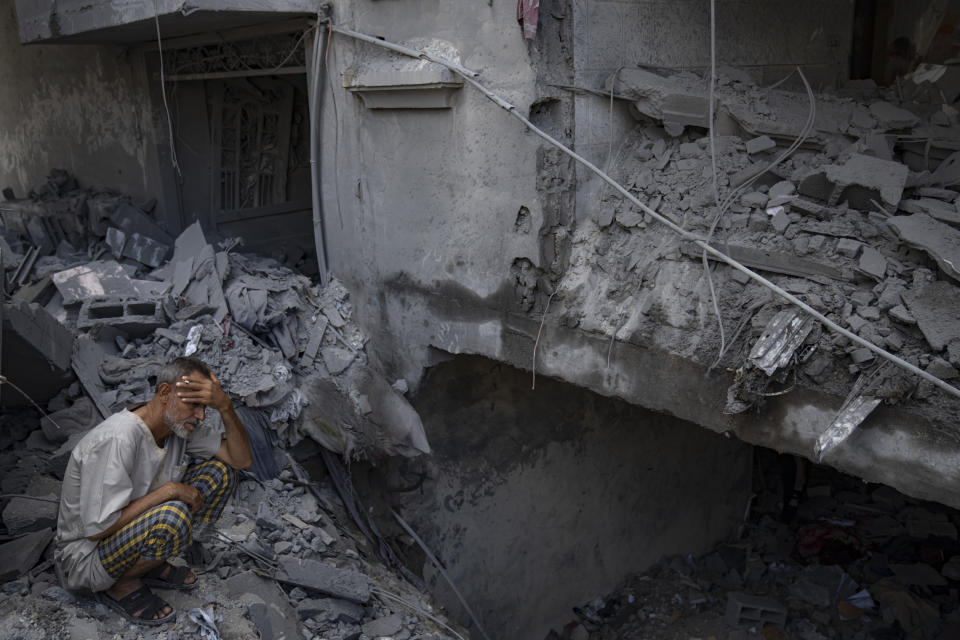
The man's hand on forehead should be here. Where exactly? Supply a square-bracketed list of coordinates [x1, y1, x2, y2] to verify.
[174, 371, 231, 413]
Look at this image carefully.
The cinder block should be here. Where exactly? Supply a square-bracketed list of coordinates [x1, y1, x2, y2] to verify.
[78, 297, 165, 336]
[725, 591, 787, 629]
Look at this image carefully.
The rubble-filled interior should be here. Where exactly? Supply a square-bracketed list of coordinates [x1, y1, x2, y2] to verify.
[544, 449, 960, 640]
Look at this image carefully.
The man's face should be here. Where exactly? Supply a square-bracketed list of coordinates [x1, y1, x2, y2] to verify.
[162, 377, 207, 439]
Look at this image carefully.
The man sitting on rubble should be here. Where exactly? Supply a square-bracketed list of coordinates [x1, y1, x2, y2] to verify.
[55, 357, 252, 625]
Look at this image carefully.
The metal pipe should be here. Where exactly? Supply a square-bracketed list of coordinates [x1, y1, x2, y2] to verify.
[325, 22, 960, 401]
[309, 19, 330, 285]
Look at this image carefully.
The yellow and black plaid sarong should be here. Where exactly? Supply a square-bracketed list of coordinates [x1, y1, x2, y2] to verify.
[98, 459, 237, 578]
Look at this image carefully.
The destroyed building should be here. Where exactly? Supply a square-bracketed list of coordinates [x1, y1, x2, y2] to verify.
[3, 0, 960, 639]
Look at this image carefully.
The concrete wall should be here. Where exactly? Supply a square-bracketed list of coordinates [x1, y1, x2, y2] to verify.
[319, 0, 546, 377]
[318, 0, 960, 515]
[387, 355, 753, 640]
[0, 3, 160, 201]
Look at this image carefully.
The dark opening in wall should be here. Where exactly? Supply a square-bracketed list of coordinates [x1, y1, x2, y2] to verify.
[358, 355, 753, 640]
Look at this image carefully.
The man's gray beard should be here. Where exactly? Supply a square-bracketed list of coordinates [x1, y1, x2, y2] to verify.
[164, 410, 193, 440]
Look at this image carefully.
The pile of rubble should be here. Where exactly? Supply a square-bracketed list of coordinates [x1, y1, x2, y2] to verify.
[0, 447, 465, 640]
[2, 170, 430, 460]
[557, 63, 960, 444]
[0, 174, 457, 639]
[550, 451, 960, 640]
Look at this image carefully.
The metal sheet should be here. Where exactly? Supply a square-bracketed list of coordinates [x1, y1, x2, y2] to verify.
[749, 309, 817, 376]
[815, 395, 882, 461]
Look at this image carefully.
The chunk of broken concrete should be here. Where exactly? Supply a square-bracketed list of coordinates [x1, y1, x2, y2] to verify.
[888, 304, 916, 325]
[607, 68, 709, 133]
[322, 304, 346, 328]
[3, 493, 58, 536]
[869, 101, 920, 130]
[770, 209, 790, 233]
[858, 246, 887, 279]
[898, 197, 960, 226]
[888, 213, 960, 284]
[926, 357, 959, 380]
[745, 136, 776, 154]
[278, 557, 372, 603]
[110, 202, 173, 248]
[362, 614, 404, 638]
[903, 282, 960, 351]
[741, 192, 768, 208]
[800, 154, 908, 210]
[3, 299, 73, 372]
[52, 261, 164, 305]
[224, 570, 300, 640]
[0, 529, 53, 582]
[615, 208, 644, 227]
[297, 597, 366, 624]
[836, 238, 861, 258]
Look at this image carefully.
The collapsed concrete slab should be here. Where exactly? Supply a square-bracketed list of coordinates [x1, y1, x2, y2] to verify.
[888, 213, 960, 283]
[607, 68, 709, 135]
[902, 282, 960, 352]
[278, 557, 372, 604]
[51, 260, 165, 305]
[2, 300, 71, 371]
[1, 299, 74, 405]
[799, 154, 909, 210]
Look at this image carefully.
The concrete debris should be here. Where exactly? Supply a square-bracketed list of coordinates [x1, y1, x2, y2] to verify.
[77, 297, 165, 336]
[800, 154, 909, 210]
[2, 488, 58, 536]
[3, 299, 72, 371]
[857, 245, 887, 279]
[51, 260, 164, 304]
[868, 101, 921, 130]
[278, 557, 372, 603]
[362, 613, 404, 638]
[897, 196, 960, 225]
[903, 282, 960, 351]
[745, 135, 777, 155]
[553, 61, 960, 446]
[725, 591, 787, 628]
[0, 529, 53, 582]
[888, 213, 960, 283]
[607, 68, 710, 135]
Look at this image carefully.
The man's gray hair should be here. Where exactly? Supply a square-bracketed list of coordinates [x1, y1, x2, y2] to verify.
[156, 357, 212, 390]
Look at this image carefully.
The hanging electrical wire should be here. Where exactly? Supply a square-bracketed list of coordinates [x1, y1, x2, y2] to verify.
[152, 0, 181, 178]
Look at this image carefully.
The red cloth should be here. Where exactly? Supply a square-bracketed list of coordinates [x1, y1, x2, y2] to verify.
[517, 0, 540, 40]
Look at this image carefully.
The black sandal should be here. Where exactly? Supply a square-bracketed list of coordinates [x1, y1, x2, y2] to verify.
[141, 561, 199, 591]
[97, 585, 174, 626]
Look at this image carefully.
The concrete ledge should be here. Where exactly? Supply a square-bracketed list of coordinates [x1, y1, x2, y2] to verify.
[371, 280, 960, 510]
